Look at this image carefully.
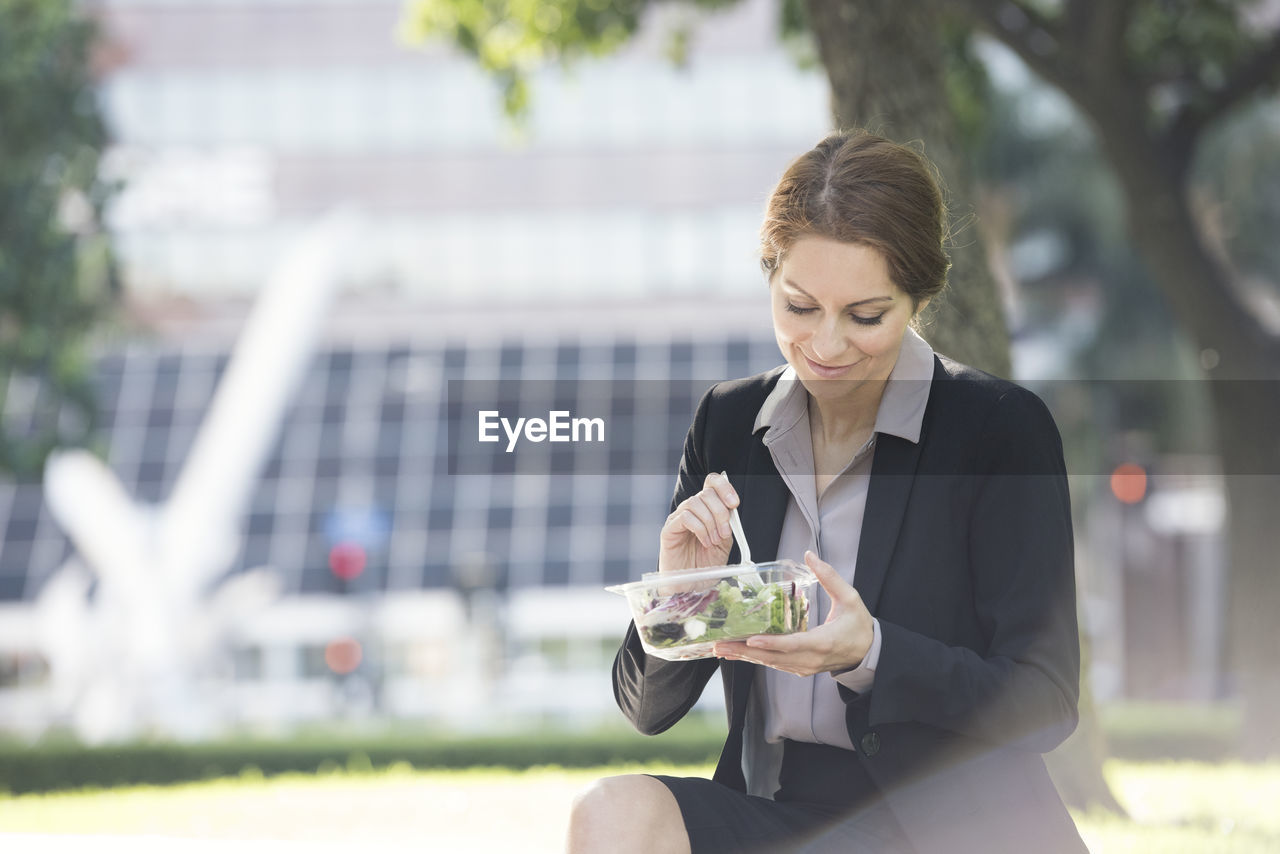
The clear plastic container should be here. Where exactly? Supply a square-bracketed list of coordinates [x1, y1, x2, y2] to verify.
[607, 560, 816, 661]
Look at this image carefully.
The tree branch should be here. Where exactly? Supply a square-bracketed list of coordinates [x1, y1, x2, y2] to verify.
[957, 0, 1084, 102]
[1171, 25, 1280, 149]
[1083, 0, 1137, 81]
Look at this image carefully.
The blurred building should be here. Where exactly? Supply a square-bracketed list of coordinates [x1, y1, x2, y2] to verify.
[0, 323, 786, 737]
[92, 0, 827, 299]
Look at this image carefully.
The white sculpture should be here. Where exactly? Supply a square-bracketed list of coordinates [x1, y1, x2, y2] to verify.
[38, 211, 358, 742]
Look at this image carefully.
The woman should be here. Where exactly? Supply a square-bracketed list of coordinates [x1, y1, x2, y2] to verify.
[568, 131, 1085, 854]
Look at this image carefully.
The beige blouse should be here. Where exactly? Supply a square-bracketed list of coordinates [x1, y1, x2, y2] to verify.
[752, 326, 936, 749]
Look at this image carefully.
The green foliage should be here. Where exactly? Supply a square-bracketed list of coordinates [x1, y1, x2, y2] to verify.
[940, 17, 995, 156]
[399, 0, 749, 119]
[0, 704, 1247, 796]
[776, 0, 820, 71]
[0, 0, 116, 479]
[399, 0, 649, 118]
[1128, 0, 1263, 119]
[1102, 702, 1243, 762]
[0, 719, 725, 795]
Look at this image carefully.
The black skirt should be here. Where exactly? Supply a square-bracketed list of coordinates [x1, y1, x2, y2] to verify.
[650, 740, 912, 854]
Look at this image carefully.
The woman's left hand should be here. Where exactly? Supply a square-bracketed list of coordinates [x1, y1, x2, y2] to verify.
[713, 550, 875, 677]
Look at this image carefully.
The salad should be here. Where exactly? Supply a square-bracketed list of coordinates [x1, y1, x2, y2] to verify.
[635, 573, 809, 652]
[608, 559, 817, 660]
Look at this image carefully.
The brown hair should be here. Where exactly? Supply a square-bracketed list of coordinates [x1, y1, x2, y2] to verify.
[760, 130, 950, 311]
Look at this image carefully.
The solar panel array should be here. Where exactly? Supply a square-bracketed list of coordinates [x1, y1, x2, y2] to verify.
[0, 334, 783, 603]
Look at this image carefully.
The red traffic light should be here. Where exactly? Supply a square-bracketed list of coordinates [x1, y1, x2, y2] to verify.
[328, 541, 367, 580]
[1110, 463, 1148, 504]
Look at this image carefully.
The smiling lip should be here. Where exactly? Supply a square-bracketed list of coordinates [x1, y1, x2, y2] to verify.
[803, 354, 859, 379]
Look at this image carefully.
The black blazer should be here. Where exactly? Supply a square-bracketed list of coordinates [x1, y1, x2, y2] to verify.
[613, 355, 1086, 854]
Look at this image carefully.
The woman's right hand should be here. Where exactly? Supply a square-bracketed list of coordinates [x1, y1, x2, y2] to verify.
[659, 472, 740, 573]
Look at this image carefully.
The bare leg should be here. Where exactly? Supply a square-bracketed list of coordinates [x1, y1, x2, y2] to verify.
[566, 773, 691, 854]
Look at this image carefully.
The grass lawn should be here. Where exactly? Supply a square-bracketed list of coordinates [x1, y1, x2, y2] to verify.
[1, 760, 1277, 852]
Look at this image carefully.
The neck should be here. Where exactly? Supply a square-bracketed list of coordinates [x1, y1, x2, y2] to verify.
[808, 381, 887, 445]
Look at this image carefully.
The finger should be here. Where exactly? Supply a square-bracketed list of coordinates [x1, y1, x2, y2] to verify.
[746, 626, 837, 665]
[664, 500, 715, 549]
[697, 487, 733, 542]
[804, 550, 859, 606]
[744, 632, 803, 653]
[685, 494, 730, 545]
[714, 642, 765, 664]
[724, 647, 814, 676]
[713, 641, 751, 657]
[702, 471, 740, 509]
[677, 506, 716, 548]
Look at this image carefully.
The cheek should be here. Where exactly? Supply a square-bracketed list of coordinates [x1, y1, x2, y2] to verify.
[857, 323, 907, 358]
[857, 328, 895, 355]
[771, 309, 807, 344]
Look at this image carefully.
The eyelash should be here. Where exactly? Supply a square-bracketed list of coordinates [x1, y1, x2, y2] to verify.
[785, 303, 885, 326]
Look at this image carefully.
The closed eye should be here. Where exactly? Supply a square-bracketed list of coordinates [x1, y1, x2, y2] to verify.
[787, 302, 885, 327]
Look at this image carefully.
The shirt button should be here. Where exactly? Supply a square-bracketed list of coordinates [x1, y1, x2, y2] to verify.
[860, 732, 881, 756]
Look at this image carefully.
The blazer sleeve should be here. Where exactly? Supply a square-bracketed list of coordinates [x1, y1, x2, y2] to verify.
[612, 384, 722, 735]
[866, 387, 1081, 753]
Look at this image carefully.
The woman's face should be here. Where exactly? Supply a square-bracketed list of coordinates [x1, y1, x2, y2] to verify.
[770, 235, 922, 406]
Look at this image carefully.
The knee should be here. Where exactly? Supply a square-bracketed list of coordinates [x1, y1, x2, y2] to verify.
[568, 774, 686, 854]
[570, 775, 642, 832]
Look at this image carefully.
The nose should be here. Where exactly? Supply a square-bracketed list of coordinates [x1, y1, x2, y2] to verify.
[809, 317, 848, 363]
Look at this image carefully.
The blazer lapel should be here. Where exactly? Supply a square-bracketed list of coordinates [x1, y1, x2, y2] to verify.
[855, 431, 925, 614]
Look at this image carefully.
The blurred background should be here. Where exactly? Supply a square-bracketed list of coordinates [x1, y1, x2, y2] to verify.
[2, 0, 1280, 847]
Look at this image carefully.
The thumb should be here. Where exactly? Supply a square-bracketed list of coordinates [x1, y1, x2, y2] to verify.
[804, 549, 859, 606]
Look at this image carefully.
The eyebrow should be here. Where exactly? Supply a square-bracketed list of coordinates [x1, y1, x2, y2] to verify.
[782, 279, 895, 309]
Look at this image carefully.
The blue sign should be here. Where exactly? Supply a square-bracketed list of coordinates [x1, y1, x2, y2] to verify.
[324, 504, 391, 548]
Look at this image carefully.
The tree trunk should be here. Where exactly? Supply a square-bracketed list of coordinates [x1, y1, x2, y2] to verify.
[803, 0, 1124, 810]
[802, 0, 1010, 378]
[1101, 121, 1280, 756]
[1215, 392, 1280, 758]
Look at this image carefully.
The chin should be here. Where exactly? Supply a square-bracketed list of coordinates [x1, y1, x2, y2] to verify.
[799, 376, 864, 398]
